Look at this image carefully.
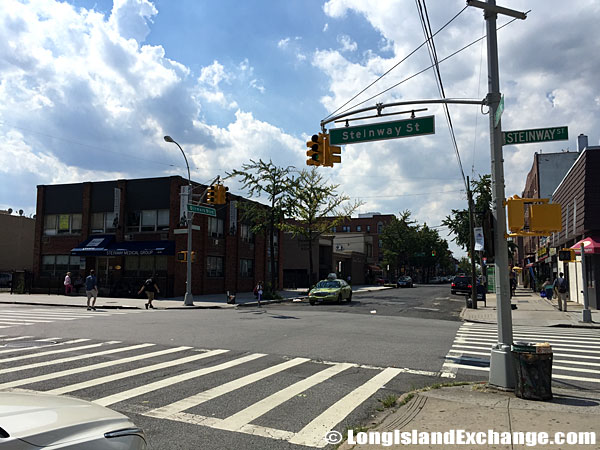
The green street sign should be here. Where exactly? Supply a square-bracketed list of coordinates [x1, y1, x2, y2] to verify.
[503, 126, 568, 146]
[494, 94, 504, 128]
[329, 116, 435, 145]
[187, 204, 216, 216]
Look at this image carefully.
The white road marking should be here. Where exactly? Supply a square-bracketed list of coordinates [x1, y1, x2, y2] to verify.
[147, 357, 310, 419]
[47, 348, 205, 395]
[0, 345, 192, 390]
[216, 363, 355, 432]
[1, 336, 33, 341]
[0, 338, 91, 356]
[0, 341, 145, 375]
[94, 351, 258, 407]
[457, 330, 600, 346]
[290, 367, 404, 448]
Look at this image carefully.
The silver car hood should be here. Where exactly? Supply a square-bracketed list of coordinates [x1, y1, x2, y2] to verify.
[0, 391, 137, 447]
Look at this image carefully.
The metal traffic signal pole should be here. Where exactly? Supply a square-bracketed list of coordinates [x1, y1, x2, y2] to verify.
[469, 0, 527, 389]
[467, 176, 478, 310]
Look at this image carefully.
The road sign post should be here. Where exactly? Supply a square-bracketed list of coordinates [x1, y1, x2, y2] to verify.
[329, 116, 435, 146]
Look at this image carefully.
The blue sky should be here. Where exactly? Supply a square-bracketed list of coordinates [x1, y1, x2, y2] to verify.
[1, 0, 599, 257]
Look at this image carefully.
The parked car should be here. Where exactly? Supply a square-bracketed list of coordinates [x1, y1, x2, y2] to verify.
[308, 276, 352, 305]
[430, 276, 442, 284]
[0, 391, 147, 449]
[397, 276, 414, 288]
[451, 275, 472, 295]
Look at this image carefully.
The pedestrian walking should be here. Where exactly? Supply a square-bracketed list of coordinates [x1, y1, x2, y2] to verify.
[254, 281, 263, 307]
[64, 272, 73, 295]
[554, 272, 568, 311]
[347, 275, 352, 285]
[138, 274, 160, 309]
[541, 278, 553, 300]
[85, 270, 98, 311]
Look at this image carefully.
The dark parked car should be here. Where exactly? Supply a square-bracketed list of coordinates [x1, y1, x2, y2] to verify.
[397, 276, 413, 288]
[451, 275, 472, 295]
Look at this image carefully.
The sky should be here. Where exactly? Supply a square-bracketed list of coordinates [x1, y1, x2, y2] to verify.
[1, 0, 599, 257]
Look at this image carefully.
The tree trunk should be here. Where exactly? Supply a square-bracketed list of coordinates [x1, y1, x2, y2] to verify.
[269, 205, 276, 291]
[307, 232, 314, 288]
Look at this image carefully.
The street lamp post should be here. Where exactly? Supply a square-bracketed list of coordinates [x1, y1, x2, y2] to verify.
[164, 135, 194, 306]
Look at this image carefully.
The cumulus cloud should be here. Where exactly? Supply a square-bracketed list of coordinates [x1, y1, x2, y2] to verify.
[337, 34, 357, 52]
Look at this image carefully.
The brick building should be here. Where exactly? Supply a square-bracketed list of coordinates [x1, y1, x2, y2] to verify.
[33, 176, 282, 297]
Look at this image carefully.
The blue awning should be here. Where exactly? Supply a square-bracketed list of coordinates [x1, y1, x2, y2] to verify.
[105, 240, 175, 256]
[71, 236, 114, 256]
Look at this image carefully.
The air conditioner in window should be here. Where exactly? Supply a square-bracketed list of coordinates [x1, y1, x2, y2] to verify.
[125, 234, 133, 241]
[214, 239, 219, 246]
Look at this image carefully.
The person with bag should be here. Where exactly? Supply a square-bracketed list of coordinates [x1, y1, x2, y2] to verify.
[85, 269, 98, 311]
[64, 272, 73, 295]
[254, 281, 263, 307]
[541, 278, 554, 300]
[138, 274, 160, 309]
[553, 272, 568, 311]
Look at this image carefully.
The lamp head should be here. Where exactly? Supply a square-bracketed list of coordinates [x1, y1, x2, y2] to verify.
[164, 135, 174, 143]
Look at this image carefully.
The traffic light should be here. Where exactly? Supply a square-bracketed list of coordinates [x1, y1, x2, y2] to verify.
[206, 185, 216, 204]
[529, 203, 562, 233]
[505, 195, 525, 233]
[306, 133, 324, 166]
[177, 251, 196, 262]
[558, 248, 575, 262]
[215, 184, 228, 204]
[431, 250, 436, 257]
[323, 134, 341, 167]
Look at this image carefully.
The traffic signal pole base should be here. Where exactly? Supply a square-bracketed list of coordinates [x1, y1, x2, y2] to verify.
[489, 344, 515, 390]
[183, 292, 194, 306]
[582, 309, 592, 323]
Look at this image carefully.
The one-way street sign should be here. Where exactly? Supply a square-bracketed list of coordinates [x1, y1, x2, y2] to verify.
[329, 116, 435, 145]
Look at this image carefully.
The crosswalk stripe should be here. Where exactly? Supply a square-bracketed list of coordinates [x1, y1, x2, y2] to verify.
[147, 357, 311, 419]
[453, 336, 600, 352]
[94, 351, 258, 407]
[0, 345, 193, 390]
[457, 331, 600, 346]
[47, 349, 209, 395]
[0, 341, 144, 375]
[0, 341, 121, 366]
[0, 312, 77, 320]
[35, 337, 63, 342]
[290, 367, 403, 448]
[464, 323, 600, 336]
[0, 309, 119, 317]
[443, 363, 489, 372]
[452, 342, 600, 354]
[0, 318, 53, 323]
[552, 373, 600, 384]
[553, 364, 600, 375]
[448, 348, 600, 361]
[0, 338, 90, 356]
[1, 336, 33, 341]
[216, 363, 355, 432]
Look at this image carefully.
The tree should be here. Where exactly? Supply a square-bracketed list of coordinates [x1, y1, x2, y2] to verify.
[380, 211, 418, 277]
[226, 159, 295, 292]
[442, 175, 492, 256]
[282, 167, 362, 287]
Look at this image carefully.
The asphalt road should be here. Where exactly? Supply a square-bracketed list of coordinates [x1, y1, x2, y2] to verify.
[0, 287, 471, 450]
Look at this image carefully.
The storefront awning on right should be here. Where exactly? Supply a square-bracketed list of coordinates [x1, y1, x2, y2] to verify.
[571, 236, 600, 254]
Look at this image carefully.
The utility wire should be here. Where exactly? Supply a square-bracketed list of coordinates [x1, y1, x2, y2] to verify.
[323, 5, 469, 121]
[333, 16, 522, 119]
[416, 0, 466, 191]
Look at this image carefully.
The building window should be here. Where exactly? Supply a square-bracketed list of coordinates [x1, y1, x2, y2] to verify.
[342, 226, 350, 232]
[40, 255, 81, 277]
[91, 212, 117, 234]
[240, 224, 254, 243]
[377, 222, 383, 234]
[332, 227, 337, 232]
[378, 239, 383, 248]
[208, 217, 224, 238]
[356, 225, 362, 232]
[127, 209, 169, 232]
[43, 214, 82, 235]
[124, 255, 168, 276]
[207, 256, 224, 277]
[240, 259, 254, 278]
[367, 225, 371, 232]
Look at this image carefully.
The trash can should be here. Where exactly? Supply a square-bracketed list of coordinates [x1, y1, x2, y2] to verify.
[512, 342, 553, 401]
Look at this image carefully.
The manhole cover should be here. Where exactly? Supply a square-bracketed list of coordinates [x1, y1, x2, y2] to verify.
[1, 340, 58, 348]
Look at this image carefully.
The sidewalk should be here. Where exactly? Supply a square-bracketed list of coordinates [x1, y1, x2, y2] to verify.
[461, 287, 600, 328]
[0, 285, 392, 310]
[340, 384, 600, 449]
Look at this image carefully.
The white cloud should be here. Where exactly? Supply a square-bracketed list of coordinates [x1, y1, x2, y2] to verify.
[277, 38, 290, 49]
[337, 34, 357, 52]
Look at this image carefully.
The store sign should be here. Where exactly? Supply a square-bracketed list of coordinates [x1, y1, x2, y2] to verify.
[549, 247, 557, 257]
[537, 247, 548, 259]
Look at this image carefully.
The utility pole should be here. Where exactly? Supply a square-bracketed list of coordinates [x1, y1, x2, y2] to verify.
[468, 0, 527, 389]
[467, 176, 478, 309]
[581, 243, 592, 323]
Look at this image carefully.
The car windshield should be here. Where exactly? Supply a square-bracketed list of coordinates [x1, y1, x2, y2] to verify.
[454, 276, 472, 283]
[399, 276, 411, 281]
[315, 281, 340, 289]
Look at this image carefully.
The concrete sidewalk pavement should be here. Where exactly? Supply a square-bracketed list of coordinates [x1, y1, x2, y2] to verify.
[461, 287, 600, 328]
[340, 384, 600, 449]
[0, 284, 393, 310]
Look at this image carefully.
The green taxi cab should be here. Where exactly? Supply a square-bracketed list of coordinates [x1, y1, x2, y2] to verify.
[308, 275, 352, 305]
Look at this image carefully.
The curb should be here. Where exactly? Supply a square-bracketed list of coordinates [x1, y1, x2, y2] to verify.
[0, 300, 232, 311]
[235, 297, 299, 308]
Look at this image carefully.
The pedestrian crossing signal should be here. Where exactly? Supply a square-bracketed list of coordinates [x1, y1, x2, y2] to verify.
[558, 249, 575, 262]
[177, 251, 196, 262]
